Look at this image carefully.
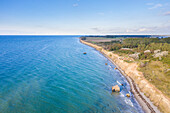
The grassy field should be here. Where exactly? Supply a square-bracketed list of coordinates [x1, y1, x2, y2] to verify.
[139, 61, 170, 98]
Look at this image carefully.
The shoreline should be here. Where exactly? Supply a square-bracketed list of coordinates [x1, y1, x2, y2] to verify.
[80, 39, 162, 113]
[98, 49, 158, 113]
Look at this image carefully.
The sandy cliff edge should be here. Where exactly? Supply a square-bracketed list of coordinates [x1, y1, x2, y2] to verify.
[80, 39, 170, 113]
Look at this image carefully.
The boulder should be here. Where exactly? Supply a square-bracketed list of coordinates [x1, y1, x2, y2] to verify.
[112, 85, 120, 92]
[105, 63, 108, 65]
[144, 50, 151, 53]
[129, 53, 140, 59]
[154, 49, 161, 54]
[126, 93, 130, 97]
[161, 51, 168, 56]
[153, 51, 168, 58]
[83, 52, 87, 54]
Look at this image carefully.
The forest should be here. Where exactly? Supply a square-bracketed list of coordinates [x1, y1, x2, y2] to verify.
[107, 37, 170, 51]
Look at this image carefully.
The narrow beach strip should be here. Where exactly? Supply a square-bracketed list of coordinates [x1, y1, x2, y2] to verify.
[80, 39, 161, 113]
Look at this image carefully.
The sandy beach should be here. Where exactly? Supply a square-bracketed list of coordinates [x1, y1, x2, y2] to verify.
[80, 39, 170, 113]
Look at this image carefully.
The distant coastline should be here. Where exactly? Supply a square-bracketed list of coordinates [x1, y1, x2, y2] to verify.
[80, 38, 170, 113]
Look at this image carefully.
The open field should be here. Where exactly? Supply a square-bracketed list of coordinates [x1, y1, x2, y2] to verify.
[84, 37, 123, 43]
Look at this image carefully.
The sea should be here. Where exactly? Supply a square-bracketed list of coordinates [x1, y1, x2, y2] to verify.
[0, 35, 143, 113]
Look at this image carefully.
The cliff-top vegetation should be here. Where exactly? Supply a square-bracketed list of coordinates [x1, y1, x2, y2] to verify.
[81, 36, 170, 98]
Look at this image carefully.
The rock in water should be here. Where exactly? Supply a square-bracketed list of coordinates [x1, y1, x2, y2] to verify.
[105, 63, 108, 65]
[112, 85, 120, 92]
[83, 52, 87, 54]
[126, 93, 130, 97]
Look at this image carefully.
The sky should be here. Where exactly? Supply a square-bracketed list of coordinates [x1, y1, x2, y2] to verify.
[0, 0, 170, 35]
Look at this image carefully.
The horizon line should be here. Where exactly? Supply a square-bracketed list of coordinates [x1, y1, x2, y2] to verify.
[0, 34, 169, 36]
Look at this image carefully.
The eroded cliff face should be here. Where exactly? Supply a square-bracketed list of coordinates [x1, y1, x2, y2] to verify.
[80, 40, 170, 113]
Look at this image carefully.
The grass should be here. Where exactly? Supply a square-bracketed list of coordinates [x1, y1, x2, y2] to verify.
[124, 60, 134, 63]
[90, 41, 97, 44]
[139, 61, 170, 98]
[161, 54, 170, 66]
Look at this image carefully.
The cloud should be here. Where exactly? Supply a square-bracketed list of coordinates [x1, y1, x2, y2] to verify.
[91, 27, 100, 31]
[91, 25, 170, 35]
[126, 25, 170, 34]
[164, 11, 170, 16]
[73, 0, 80, 7]
[138, 28, 149, 32]
[148, 4, 162, 9]
[126, 28, 151, 33]
[91, 27, 128, 34]
[73, 3, 79, 7]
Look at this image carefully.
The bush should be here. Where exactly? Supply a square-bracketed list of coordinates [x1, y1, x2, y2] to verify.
[139, 52, 153, 60]
[122, 37, 170, 49]
[161, 54, 170, 66]
[124, 60, 133, 63]
[109, 43, 122, 51]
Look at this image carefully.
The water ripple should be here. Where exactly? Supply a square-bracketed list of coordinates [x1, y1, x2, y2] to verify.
[0, 36, 143, 113]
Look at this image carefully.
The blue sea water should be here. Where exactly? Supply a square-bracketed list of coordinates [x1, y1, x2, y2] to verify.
[0, 36, 143, 113]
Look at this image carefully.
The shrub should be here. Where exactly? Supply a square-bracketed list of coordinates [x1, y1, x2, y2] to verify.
[109, 43, 122, 51]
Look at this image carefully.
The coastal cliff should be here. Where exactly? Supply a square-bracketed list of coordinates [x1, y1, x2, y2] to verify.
[80, 39, 170, 113]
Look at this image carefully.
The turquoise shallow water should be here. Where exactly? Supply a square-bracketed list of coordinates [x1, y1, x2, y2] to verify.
[0, 36, 143, 113]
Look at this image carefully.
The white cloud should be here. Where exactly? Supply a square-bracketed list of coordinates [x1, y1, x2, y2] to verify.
[73, 3, 79, 7]
[148, 4, 162, 9]
[125, 25, 170, 35]
[90, 25, 170, 35]
[138, 28, 149, 32]
[126, 28, 148, 33]
[164, 11, 170, 16]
